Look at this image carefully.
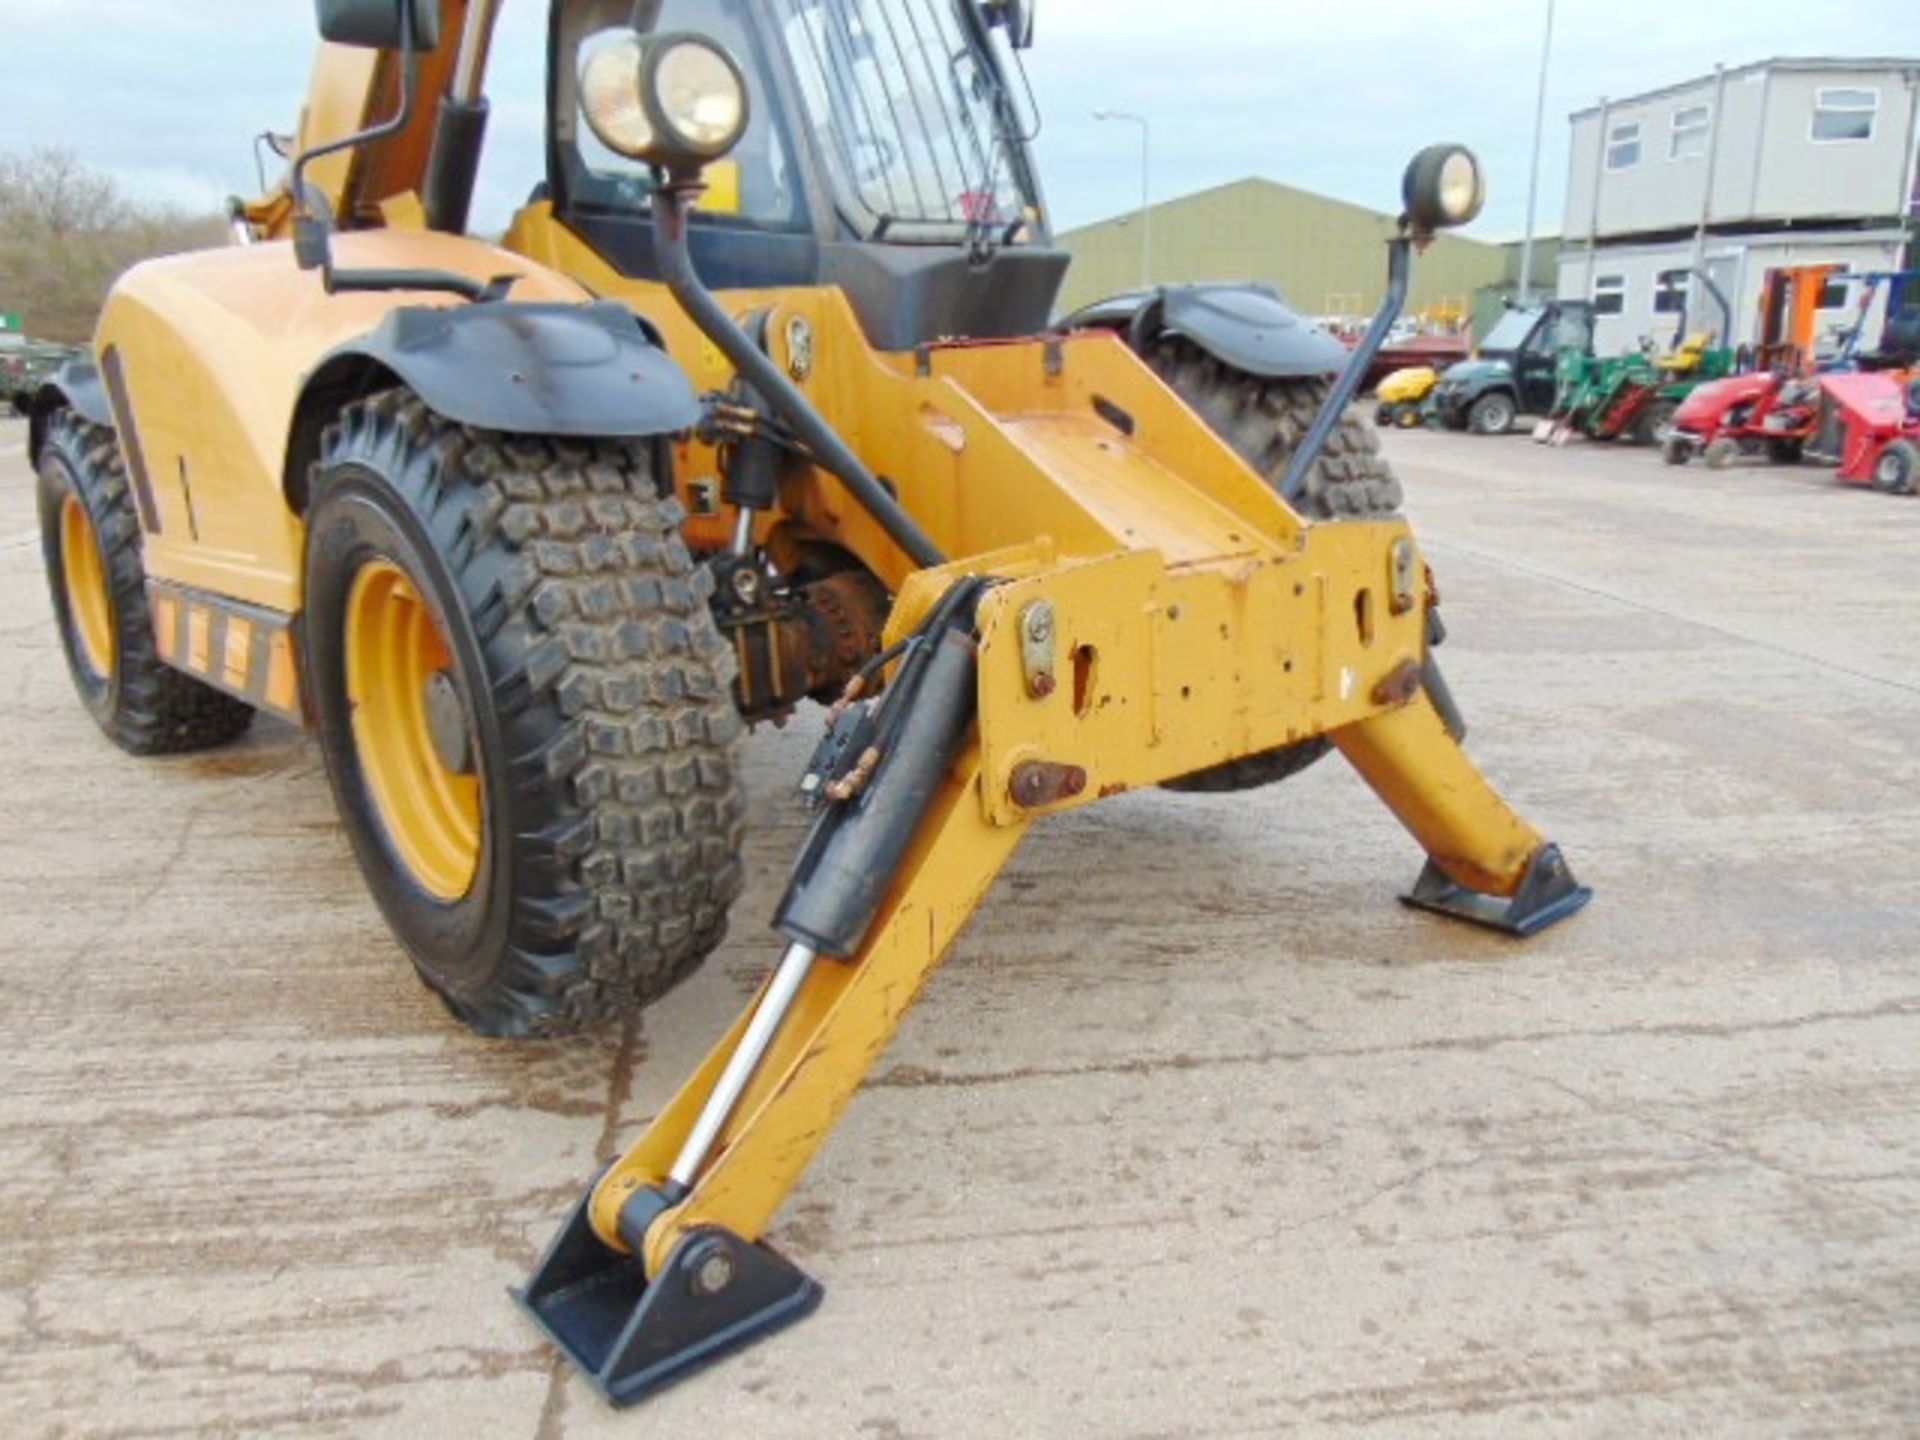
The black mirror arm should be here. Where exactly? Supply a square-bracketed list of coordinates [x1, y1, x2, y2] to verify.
[1280, 232, 1413, 507]
[289, 11, 424, 277]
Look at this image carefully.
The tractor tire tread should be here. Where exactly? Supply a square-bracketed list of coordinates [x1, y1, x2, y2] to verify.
[39, 410, 255, 755]
[312, 391, 745, 1038]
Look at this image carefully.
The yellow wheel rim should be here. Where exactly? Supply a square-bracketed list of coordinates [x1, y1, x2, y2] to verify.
[344, 559, 482, 902]
[60, 495, 115, 681]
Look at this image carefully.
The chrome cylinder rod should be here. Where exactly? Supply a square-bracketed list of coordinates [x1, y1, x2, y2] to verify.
[667, 942, 820, 1190]
[451, 0, 500, 103]
[731, 505, 757, 557]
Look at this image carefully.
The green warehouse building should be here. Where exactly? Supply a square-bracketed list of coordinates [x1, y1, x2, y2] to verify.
[1056, 177, 1528, 338]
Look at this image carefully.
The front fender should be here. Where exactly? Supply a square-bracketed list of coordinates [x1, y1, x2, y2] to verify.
[306, 300, 700, 441]
[1061, 283, 1348, 379]
[28, 359, 116, 466]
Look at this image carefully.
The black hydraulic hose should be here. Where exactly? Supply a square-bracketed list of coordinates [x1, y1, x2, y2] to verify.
[776, 581, 985, 958]
[291, 12, 424, 273]
[653, 183, 946, 569]
[1280, 235, 1413, 506]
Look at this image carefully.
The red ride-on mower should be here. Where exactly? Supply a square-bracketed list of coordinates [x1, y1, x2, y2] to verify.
[1664, 263, 1838, 470]
[1663, 369, 1824, 469]
[1823, 371, 1920, 495]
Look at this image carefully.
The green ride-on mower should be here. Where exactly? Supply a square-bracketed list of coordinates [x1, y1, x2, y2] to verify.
[1536, 268, 1734, 447]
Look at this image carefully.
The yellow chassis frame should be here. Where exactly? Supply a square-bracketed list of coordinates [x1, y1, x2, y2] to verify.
[540, 323, 1570, 1313]
[588, 552, 1546, 1283]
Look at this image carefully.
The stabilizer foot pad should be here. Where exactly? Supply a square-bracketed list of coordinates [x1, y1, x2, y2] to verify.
[517, 1188, 822, 1409]
[1401, 842, 1591, 937]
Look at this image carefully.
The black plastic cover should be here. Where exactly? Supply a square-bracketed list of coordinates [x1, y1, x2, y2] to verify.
[1060, 283, 1349, 379]
[561, 208, 1069, 353]
[315, 0, 440, 51]
[310, 300, 701, 439]
[27, 359, 114, 465]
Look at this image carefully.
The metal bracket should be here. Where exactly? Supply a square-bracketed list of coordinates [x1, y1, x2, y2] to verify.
[518, 1191, 822, 1410]
[1018, 600, 1057, 699]
[1388, 538, 1418, 615]
[1400, 842, 1591, 937]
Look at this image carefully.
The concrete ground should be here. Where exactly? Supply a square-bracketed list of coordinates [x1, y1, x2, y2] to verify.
[1, 410, 1916, 1439]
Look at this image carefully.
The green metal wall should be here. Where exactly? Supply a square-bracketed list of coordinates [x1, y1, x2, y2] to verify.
[1055, 178, 1510, 318]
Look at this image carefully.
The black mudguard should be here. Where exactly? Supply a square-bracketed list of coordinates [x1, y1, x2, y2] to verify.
[305, 299, 701, 439]
[28, 359, 115, 464]
[1060, 282, 1348, 379]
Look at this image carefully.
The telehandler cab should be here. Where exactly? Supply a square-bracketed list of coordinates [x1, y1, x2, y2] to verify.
[30, 0, 1590, 1407]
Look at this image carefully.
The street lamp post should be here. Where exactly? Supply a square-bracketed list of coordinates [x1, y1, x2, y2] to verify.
[1094, 109, 1152, 287]
[1517, 0, 1557, 303]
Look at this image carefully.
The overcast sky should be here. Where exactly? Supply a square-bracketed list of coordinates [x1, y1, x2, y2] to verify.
[1, 0, 1911, 240]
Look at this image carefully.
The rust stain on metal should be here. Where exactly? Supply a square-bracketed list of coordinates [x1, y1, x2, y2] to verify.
[1372, 658, 1424, 707]
[1009, 760, 1088, 809]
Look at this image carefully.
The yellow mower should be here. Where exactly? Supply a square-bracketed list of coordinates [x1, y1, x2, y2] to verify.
[29, 0, 1589, 1407]
[1373, 364, 1440, 428]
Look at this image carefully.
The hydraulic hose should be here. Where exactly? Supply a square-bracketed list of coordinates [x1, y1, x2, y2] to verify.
[652, 183, 946, 570]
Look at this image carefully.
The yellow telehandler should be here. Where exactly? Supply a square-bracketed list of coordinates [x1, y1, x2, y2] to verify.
[28, 0, 1589, 1407]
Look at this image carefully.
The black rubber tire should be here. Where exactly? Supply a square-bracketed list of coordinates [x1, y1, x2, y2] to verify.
[1870, 438, 1919, 495]
[1662, 434, 1692, 466]
[1632, 399, 1678, 448]
[1146, 338, 1404, 792]
[1766, 437, 1804, 465]
[1148, 339, 1404, 522]
[1374, 403, 1394, 427]
[303, 390, 746, 1038]
[1467, 392, 1515, 435]
[36, 409, 255, 754]
[1395, 405, 1425, 429]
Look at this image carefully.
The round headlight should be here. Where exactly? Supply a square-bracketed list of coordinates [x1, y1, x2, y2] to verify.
[1402, 144, 1487, 233]
[580, 35, 655, 159]
[646, 37, 748, 161]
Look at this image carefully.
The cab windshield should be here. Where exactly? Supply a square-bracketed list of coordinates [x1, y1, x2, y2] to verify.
[555, 0, 1038, 244]
[1480, 308, 1543, 355]
[774, 0, 1033, 241]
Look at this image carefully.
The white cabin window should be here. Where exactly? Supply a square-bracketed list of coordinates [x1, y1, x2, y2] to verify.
[1818, 276, 1853, 311]
[1811, 87, 1877, 142]
[1592, 274, 1628, 316]
[1669, 104, 1711, 160]
[1605, 121, 1642, 170]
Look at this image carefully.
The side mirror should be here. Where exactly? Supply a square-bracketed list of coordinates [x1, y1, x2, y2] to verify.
[1401, 144, 1485, 236]
[316, 0, 440, 52]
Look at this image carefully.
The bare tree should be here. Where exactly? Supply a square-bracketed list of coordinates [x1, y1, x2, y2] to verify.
[0, 148, 225, 345]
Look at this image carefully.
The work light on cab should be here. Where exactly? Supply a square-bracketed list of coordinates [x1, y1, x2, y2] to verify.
[1401, 143, 1486, 234]
[581, 31, 749, 175]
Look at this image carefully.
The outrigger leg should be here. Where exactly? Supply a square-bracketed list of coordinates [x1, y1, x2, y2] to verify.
[1335, 661, 1592, 936]
[523, 563, 1590, 1407]
[519, 577, 1030, 1406]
